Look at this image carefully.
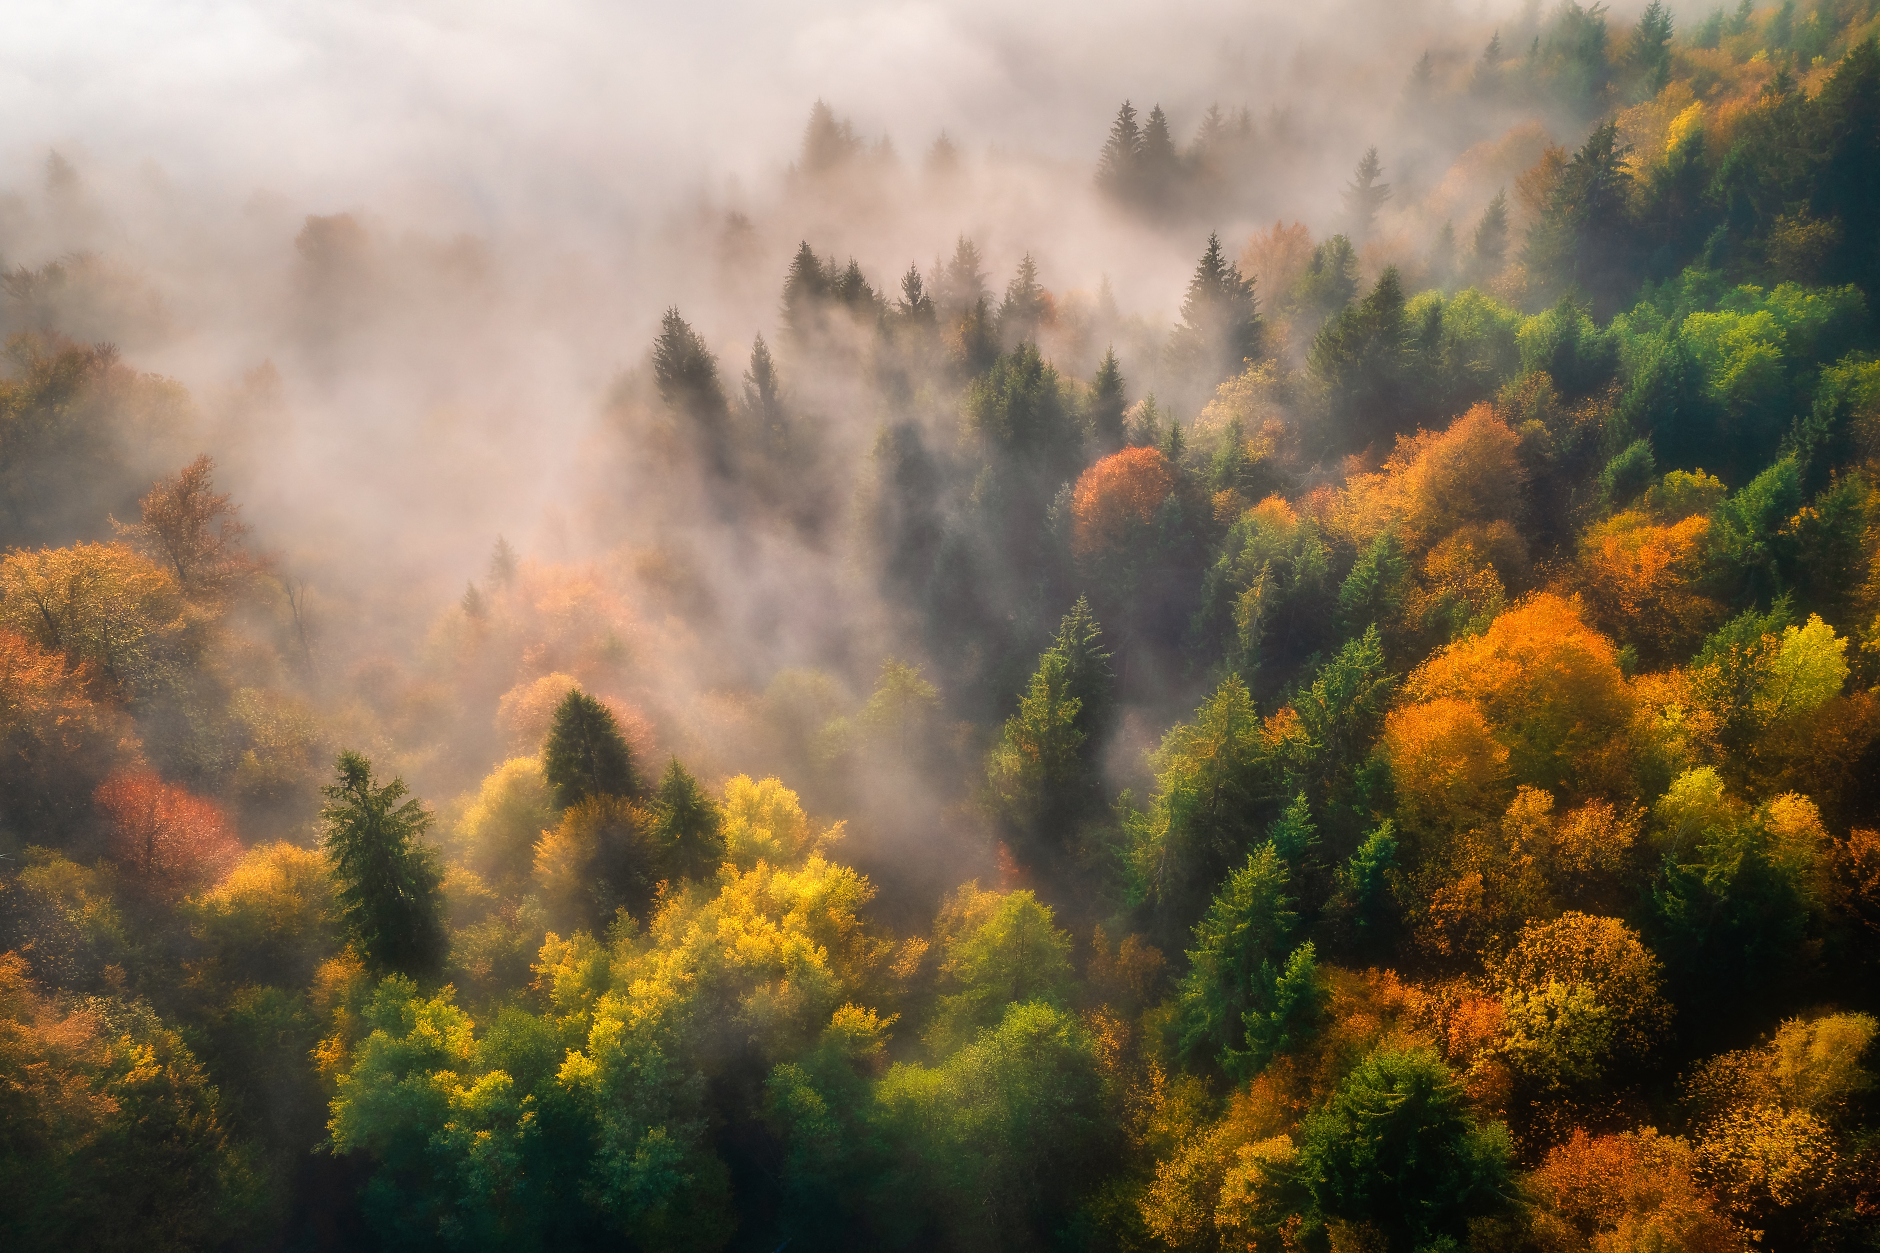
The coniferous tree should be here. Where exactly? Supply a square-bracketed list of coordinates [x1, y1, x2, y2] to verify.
[1471, 30, 1504, 97]
[1140, 104, 1179, 200]
[897, 264, 935, 325]
[1291, 235, 1360, 329]
[1470, 190, 1511, 281]
[321, 750, 447, 979]
[1427, 220, 1458, 290]
[653, 308, 732, 475]
[782, 241, 832, 345]
[1096, 101, 1143, 199]
[488, 535, 519, 587]
[1169, 232, 1260, 387]
[1089, 348, 1128, 453]
[1342, 147, 1391, 240]
[1631, 1, 1675, 99]
[654, 758, 724, 879]
[1310, 266, 1410, 452]
[543, 688, 641, 811]
[1524, 121, 1636, 313]
[800, 100, 860, 175]
[998, 253, 1049, 347]
[938, 235, 988, 312]
[742, 334, 786, 448]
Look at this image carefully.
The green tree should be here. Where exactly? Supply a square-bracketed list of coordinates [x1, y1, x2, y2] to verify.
[1311, 266, 1410, 451]
[1470, 189, 1510, 281]
[1630, 1, 1674, 99]
[651, 758, 724, 880]
[1176, 842, 1312, 1078]
[542, 688, 641, 810]
[1297, 1047, 1514, 1248]
[998, 252, 1049, 347]
[1169, 231, 1261, 387]
[1524, 121, 1636, 313]
[1096, 101, 1143, 201]
[1089, 347, 1128, 453]
[321, 750, 448, 979]
[1291, 234, 1359, 329]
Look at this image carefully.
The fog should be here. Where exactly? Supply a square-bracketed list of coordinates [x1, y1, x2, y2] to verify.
[0, 0, 1632, 872]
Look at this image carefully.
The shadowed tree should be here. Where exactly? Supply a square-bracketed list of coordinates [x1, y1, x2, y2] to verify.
[321, 749, 447, 979]
[1343, 147, 1391, 240]
[653, 307, 733, 477]
[1169, 232, 1260, 387]
[653, 758, 724, 879]
[542, 688, 641, 810]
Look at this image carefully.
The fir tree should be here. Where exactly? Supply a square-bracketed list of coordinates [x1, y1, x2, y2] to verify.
[1632, 1, 1675, 99]
[1342, 147, 1391, 240]
[998, 253, 1049, 346]
[1471, 190, 1510, 280]
[488, 535, 518, 587]
[321, 750, 447, 979]
[1140, 104, 1179, 197]
[1170, 232, 1260, 386]
[1428, 220, 1458, 289]
[1096, 101, 1143, 199]
[782, 241, 832, 344]
[653, 758, 724, 879]
[742, 334, 786, 447]
[939, 235, 988, 312]
[543, 688, 641, 810]
[1089, 348, 1128, 453]
[653, 308, 732, 474]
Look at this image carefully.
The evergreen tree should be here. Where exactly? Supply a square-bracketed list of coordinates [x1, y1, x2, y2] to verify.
[542, 688, 641, 811]
[1176, 842, 1317, 1078]
[1470, 190, 1511, 281]
[653, 308, 732, 475]
[998, 253, 1049, 347]
[1140, 104, 1179, 198]
[1471, 30, 1504, 97]
[488, 535, 518, 587]
[1427, 220, 1458, 289]
[742, 333, 787, 447]
[1524, 121, 1636, 313]
[1291, 234, 1359, 327]
[1096, 101, 1143, 199]
[800, 99, 860, 175]
[1632, 1, 1675, 99]
[940, 235, 988, 312]
[782, 241, 832, 344]
[1169, 232, 1260, 386]
[897, 264, 935, 325]
[321, 750, 447, 979]
[1342, 147, 1391, 240]
[653, 758, 724, 879]
[1309, 266, 1410, 451]
[1089, 347, 1128, 453]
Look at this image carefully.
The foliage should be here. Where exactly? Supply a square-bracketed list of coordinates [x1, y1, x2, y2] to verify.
[321, 750, 448, 980]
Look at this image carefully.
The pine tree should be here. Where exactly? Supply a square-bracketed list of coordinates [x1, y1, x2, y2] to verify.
[1292, 235, 1360, 326]
[321, 750, 447, 979]
[898, 264, 935, 323]
[1310, 266, 1410, 451]
[1096, 101, 1143, 199]
[1472, 31, 1504, 96]
[1342, 147, 1392, 240]
[543, 688, 641, 810]
[926, 130, 960, 176]
[1089, 348, 1127, 453]
[653, 758, 724, 879]
[1170, 231, 1260, 385]
[800, 100, 860, 175]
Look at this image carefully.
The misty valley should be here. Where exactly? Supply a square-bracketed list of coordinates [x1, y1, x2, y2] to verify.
[5, 1, 1880, 1250]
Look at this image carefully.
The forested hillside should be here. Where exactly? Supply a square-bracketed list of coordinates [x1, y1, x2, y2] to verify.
[5, 2, 1880, 1250]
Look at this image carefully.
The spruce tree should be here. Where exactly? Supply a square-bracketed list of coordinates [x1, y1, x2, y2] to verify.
[940, 235, 988, 311]
[1089, 348, 1128, 453]
[781, 241, 832, 344]
[742, 334, 786, 445]
[1342, 147, 1391, 240]
[321, 750, 447, 979]
[998, 253, 1048, 346]
[653, 758, 724, 879]
[653, 308, 732, 474]
[1471, 190, 1510, 280]
[543, 688, 641, 810]
[1171, 232, 1260, 386]
[1140, 104, 1179, 195]
[1096, 101, 1143, 199]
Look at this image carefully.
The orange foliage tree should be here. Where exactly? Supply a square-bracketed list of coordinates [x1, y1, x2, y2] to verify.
[1528, 1128, 1745, 1253]
[1072, 447, 1174, 556]
[94, 772, 241, 897]
[114, 454, 254, 601]
[1576, 509, 1720, 662]
[0, 628, 135, 839]
[1390, 594, 1637, 805]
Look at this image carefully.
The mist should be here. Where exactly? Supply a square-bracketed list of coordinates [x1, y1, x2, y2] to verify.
[10, 0, 1878, 1248]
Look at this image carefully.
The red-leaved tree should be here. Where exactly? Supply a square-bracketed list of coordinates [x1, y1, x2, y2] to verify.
[95, 772, 242, 897]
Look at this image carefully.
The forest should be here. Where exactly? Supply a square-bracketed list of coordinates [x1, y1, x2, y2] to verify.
[4, 1, 1880, 1250]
